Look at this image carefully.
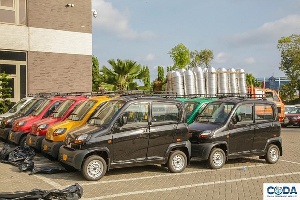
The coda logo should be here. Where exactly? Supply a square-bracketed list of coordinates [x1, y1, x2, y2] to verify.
[267, 186, 297, 195]
[263, 183, 300, 200]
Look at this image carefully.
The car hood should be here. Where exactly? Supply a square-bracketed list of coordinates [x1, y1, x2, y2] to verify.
[33, 117, 60, 126]
[189, 122, 222, 132]
[67, 124, 102, 139]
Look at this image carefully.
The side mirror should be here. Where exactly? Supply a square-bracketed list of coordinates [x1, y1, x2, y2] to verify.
[122, 115, 128, 125]
[231, 116, 237, 124]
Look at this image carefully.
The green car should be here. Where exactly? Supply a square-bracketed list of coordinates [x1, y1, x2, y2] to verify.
[177, 97, 218, 124]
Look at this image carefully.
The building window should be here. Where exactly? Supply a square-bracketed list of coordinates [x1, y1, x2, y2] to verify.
[0, 50, 27, 102]
[0, 0, 26, 25]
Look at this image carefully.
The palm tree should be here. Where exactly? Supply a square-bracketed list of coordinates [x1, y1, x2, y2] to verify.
[102, 59, 142, 91]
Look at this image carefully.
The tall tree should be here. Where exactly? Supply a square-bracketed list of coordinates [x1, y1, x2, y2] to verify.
[199, 49, 214, 68]
[277, 34, 300, 102]
[92, 56, 102, 92]
[0, 72, 12, 114]
[168, 43, 190, 70]
[137, 66, 151, 91]
[101, 59, 142, 91]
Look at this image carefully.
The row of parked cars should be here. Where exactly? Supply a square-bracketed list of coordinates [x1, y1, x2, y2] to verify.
[0, 93, 282, 181]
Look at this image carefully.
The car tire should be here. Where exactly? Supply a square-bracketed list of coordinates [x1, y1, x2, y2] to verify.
[208, 148, 226, 169]
[82, 155, 107, 181]
[281, 124, 287, 128]
[167, 150, 187, 173]
[19, 136, 27, 149]
[265, 144, 280, 164]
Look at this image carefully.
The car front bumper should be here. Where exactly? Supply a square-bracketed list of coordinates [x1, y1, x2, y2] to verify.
[42, 139, 65, 159]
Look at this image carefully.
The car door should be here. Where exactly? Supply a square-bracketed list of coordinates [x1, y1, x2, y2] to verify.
[147, 102, 179, 160]
[228, 103, 255, 155]
[252, 103, 275, 153]
[112, 102, 150, 163]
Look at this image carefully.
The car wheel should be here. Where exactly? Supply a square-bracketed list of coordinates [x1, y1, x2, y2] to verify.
[82, 155, 107, 181]
[265, 144, 280, 164]
[19, 136, 27, 149]
[167, 150, 187, 173]
[208, 148, 226, 169]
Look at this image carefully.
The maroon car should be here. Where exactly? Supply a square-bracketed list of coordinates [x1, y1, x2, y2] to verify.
[283, 107, 300, 127]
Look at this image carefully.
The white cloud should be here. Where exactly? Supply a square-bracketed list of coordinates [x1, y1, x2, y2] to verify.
[244, 57, 256, 65]
[214, 52, 230, 64]
[92, 0, 155, 40]
[229, 15, 300, 46]
[145, 53, 155, 61]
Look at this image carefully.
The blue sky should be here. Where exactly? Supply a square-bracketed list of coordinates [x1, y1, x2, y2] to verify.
[92, 0, 300, 81]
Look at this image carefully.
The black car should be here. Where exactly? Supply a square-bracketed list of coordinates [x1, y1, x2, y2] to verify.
[189, 97, 282, 169]
[59, 96, 191, 181]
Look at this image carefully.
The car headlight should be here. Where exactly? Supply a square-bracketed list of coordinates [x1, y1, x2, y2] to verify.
[18, 121, 27, 126]
[199, 130, 214, 139]
[53, 128, 67, 136]
[2, 119, 12, 126]
[38, 124, 48, 129]
[74, 134, 91, 144]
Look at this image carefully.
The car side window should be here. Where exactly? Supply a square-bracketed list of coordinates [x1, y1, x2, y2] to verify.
[235, 104, 253, 123]
[122, 103, 149, 128]
[255, 104, 274, 121]
[152, 103, 179, 123]
[43, 101, 62, 118]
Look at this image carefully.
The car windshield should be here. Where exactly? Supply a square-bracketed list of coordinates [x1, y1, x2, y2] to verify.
[89, 100, 126, 126]
[19, 99, 39, 115]
[196, 102, 235, 124]
[285, 106, 296, 113]
[52, 99, 75, 118]
[68, 100, 96, 121]
[8, 99, 27, 113]
[32, 99, 52, 116]
[290, 108, 300, 114]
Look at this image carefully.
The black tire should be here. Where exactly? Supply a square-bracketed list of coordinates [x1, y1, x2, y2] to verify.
[265, 144, 280, 164]
[208, 148, 226, 169]
[82, 155, 107, 181]
[281, 124, 287, 128]
[19, 136, 27, 149]
[167, 150, 187, 173]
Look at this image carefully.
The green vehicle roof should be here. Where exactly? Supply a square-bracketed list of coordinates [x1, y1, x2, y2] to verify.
[177, 97, 218, 124]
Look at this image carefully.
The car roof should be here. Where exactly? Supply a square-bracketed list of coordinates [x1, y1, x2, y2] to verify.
[114, 95, 183, 103]
[210, 97, 277, 105]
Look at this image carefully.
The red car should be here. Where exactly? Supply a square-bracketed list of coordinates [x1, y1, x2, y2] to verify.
[8, 96, 67, 147]
[283, 107, 300, 127]
[26, 96, 87, 151]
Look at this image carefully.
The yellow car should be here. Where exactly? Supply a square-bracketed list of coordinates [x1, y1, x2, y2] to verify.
[41, 96, 110, 159]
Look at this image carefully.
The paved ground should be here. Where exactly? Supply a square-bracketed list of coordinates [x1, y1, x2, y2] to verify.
[0, 127, 299, 200]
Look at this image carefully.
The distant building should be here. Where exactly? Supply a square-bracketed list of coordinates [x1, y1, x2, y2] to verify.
[0, 0, 92, 102]
[257, 76, 290, 91]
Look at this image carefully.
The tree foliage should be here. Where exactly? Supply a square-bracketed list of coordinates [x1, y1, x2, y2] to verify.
[92, 56, 102, 92]
[190, 49, 214, 68]
[137, 66, 151, 91]
[0, 72, 12, 114]
[277, 34, 300, 102]
[279, 83, 297, 103]
[168, 43, 190, 70]
[246, 73, 261, 87]
[101, 59, 142, 91]
[157, 66, 165, 82]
